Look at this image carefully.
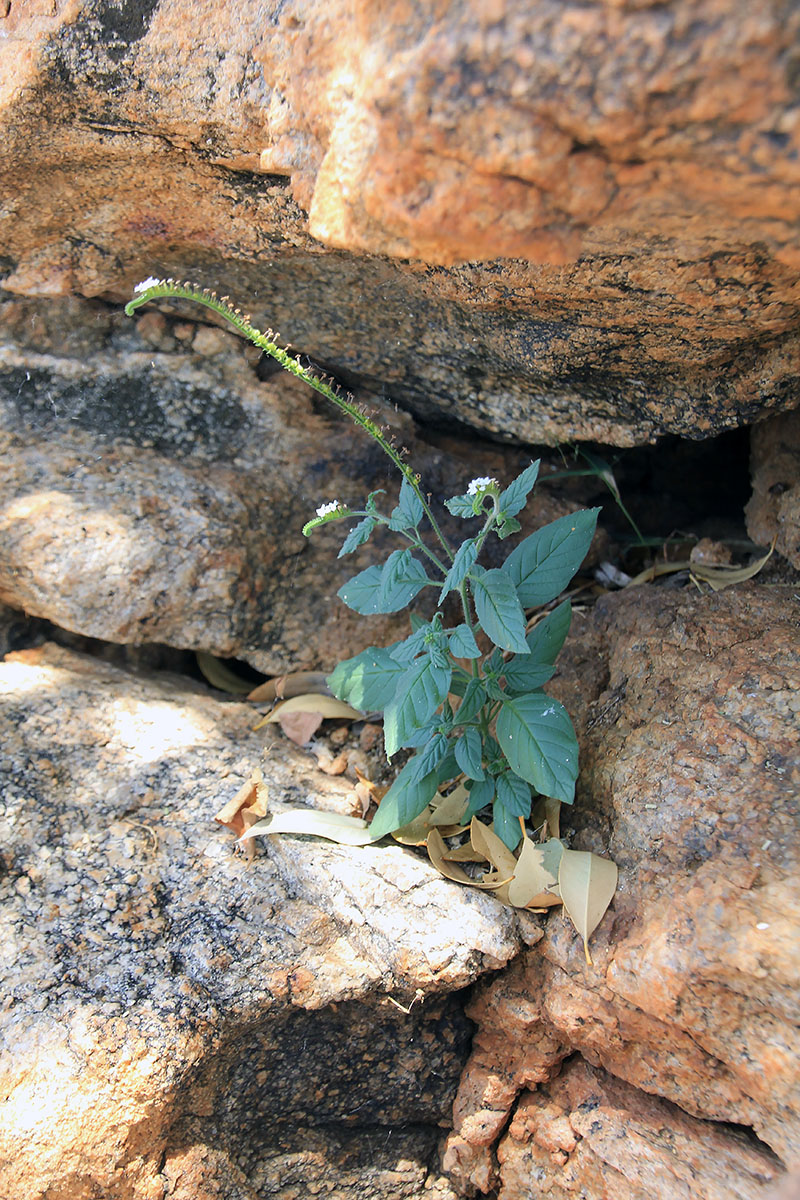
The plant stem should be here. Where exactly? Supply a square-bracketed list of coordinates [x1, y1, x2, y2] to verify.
[126, 279, 454, 559]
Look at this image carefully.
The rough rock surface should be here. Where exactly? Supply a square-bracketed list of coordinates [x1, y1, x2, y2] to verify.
[498, 1060, 783, 1200]
[1, 1, 798, 445]
[0, 292, 584, 673]
[747, 410, 800, 569]
[445, 582, 799, 1195]
[0, 641, 530, 1200]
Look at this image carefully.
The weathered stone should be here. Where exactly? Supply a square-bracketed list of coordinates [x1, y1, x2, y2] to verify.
[0, 1, 798, 445]
[497, 1060, 783, 1200]
[445, 583, 800, 1193]
[746, 410, 800, 568]
[0, 293, 591, 673]
[0, 641, 524, 1200]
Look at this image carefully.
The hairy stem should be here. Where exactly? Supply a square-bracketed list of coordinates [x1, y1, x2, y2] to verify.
[126, 279, 454, 559]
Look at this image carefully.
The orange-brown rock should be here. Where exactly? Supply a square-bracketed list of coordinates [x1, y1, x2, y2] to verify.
[445, 582, 799, 1195]
[1, 1, 798, 445]
[497, 1060, 783, 1200]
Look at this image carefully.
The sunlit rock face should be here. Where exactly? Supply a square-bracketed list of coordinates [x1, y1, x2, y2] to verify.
[1, 0, 798, 446]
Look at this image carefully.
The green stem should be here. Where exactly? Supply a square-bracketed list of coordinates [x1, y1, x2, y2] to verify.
[126, 279, 454, 560]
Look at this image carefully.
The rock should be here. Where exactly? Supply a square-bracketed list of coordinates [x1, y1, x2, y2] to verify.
[444, 583, 800, 1194]
[497, 1060, 783, 1200]
[1, 2, 798, 445]
[0, 641, 524, 1200]
[0, 292, 586, 673]
[746, 411, 800, 568]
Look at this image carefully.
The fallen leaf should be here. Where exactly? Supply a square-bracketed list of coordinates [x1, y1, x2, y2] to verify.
[429, 784, 470, 826]
[273, 709, 324, 745]
[545, 798, 561, 840]
[214, 770, 270, 860]
[507, 837, 564, 908]
[392, 807, 436, 845]
[253, 693, 363, 744]
[196, 651, 254, 694]
[558, 848, 618, 966]
[426, 829, 474, 884]
[470, 817, 518, 878]
[248, 671, 332, 702]
[241, 809, 381, 845]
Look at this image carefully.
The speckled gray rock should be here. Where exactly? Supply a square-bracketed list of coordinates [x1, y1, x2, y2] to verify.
[0, 642, 526, 1200]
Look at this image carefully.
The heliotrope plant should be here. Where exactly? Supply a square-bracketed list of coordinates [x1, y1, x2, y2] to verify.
[126, 278, 599, 850]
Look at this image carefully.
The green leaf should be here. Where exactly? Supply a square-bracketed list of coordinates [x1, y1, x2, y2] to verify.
[413, 732, 450, 778]
[454, 728, 485, 780]
[389, 477, 424, 531]
[465, 776, 495, 819]
[327, 647, 404, 712]
[498, 460, 540, 518]
[383, 652, 453, 756]
[368, 758, 439, 839]
[439, 539, 479, 604]
[338, 516, 376, 557]
[389, 623, 435, 664]
[448, 624, 481, 659]
[471, 567, 530, 654]
[501, 659, 555, 695]
[496, 516, 521, 540]
[495, 694, 579, 803]
[495, 771, 532, 818]
[455, 678, 488, 725]
[445, 493, 478, 518]
[492, 801, 523, 850]
[338, 549, 430, 614]
[526, 599, 573, 664]
[505, 509, 599, 608]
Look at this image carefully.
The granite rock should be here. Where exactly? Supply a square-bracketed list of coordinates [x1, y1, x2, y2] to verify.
[746, 410, 800, 568]
[0, 641, 524, 1200]
[0, 293, 583, 673]
[0, 1, 798, 445]
[444, 583, 800, 1194]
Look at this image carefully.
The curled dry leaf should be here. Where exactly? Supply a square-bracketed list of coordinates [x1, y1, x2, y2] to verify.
[247, 671, 332, 702]
[470, 816, 518, 878]
[214, 769, 270, 861]
[241, 809, 381, 846]
[197, 651, 254, 695]
[253, 693, 364, 746]
[558, 847, 618, 966]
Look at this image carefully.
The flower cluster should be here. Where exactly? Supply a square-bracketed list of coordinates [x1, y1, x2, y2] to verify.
[467, 476, 499, 495]
[316, 501, 343, 518]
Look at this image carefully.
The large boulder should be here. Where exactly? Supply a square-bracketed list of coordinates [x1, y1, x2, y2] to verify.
[0, 640, 526, 1200]
[444, 582, 799, 1194]
[1, 0, 798, 445]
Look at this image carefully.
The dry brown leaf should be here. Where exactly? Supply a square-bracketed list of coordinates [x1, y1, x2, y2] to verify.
[544, 798, 561, 840]
[248, 671, 332, 702]
[276, 710, 322, 745]
[392, 807, 437, 845]
[426, 829, 475, 884]
[471, 817, 518, 878]
[558, 848, 618, 966]
[214, 769, 270, 861]
[429, 784, 470, 826]
[508, 837, 563, 908]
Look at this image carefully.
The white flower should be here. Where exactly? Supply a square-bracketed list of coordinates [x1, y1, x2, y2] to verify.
[133, 277, 164, 293]
[467, 476, 498, 495]
[315, 500, 342, 518]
